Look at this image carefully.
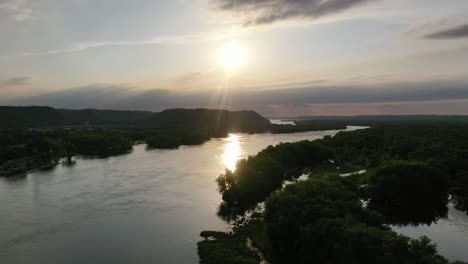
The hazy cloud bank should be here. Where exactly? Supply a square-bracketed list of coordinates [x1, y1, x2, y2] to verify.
[3, 79, 468, 115]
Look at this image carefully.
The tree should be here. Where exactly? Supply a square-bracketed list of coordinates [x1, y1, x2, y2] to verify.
[368, 161, 449, 224]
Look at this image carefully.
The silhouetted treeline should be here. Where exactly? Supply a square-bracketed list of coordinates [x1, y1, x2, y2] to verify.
[269, 121, 347, 134]
[0, 129, 134, 160]
[67, 132, 133, 156]
[0, 129, 135, 176]
[145, 109, 271, 133]
[0, 106, 153, 127]
[0, 106, 271, 131]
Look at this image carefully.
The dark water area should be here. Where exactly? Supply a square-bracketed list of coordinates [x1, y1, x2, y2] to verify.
[1, 126, 467, 263]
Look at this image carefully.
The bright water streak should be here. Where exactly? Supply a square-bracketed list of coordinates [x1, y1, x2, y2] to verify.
[0, 127, 362, 264]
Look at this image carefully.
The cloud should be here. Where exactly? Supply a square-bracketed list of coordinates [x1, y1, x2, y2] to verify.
[0, 0, 33, 21]
[3, 79, 468, 116]
[211, 0, 376, 26]
[0, 30, 232, 61]
[247, 82, 468, 105]
[0, 76, 29, 87]
[175, 72, 207, 86]
[4, 84, 195, 111]
[424, 23, 468, 39]
[263, 99, 468, 116]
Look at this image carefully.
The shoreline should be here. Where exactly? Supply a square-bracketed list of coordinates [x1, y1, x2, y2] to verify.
[0, 160, 60, 178]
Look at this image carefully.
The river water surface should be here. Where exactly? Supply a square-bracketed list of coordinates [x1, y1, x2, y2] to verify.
[1, 126, 467, 263]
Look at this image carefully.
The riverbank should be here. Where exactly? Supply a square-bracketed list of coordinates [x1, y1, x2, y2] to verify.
[0, 158, 58, 177]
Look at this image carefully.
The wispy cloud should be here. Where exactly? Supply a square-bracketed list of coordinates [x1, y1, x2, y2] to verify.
[211, 0, 377, 26]
[401, 14, 468, 40]
[0, 30, 232, 61]
[0, 76, 29, 88]
[425, 23, 468, 39]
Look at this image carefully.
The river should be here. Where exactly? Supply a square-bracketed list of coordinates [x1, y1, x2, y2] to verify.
[392, 203, 468, 261]
[0, 126, 467, 263]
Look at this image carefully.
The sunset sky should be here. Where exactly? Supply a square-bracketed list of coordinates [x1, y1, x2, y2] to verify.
[1, 0, 468, 116]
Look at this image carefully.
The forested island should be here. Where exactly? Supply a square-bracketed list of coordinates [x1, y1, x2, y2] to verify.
[199, 122, 468, 264]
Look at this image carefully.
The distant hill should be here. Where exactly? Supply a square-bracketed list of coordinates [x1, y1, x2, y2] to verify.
[0, 106, 271, 131]
[145, 108, 271, 132]
[0, 106, 153, 127]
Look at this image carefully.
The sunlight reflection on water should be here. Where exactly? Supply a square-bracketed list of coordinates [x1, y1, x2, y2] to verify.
[222, 134, 243, 172]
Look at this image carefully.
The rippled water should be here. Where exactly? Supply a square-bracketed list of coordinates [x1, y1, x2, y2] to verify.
[1, 126, 467, 263]
[0, 128, 359, 264]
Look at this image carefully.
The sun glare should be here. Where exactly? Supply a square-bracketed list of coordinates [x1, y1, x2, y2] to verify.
[219, 42, 248, 72]
[222, 134, 242, 172]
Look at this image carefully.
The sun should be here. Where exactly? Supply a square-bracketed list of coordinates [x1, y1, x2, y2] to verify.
[219, 42, 248, 72]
